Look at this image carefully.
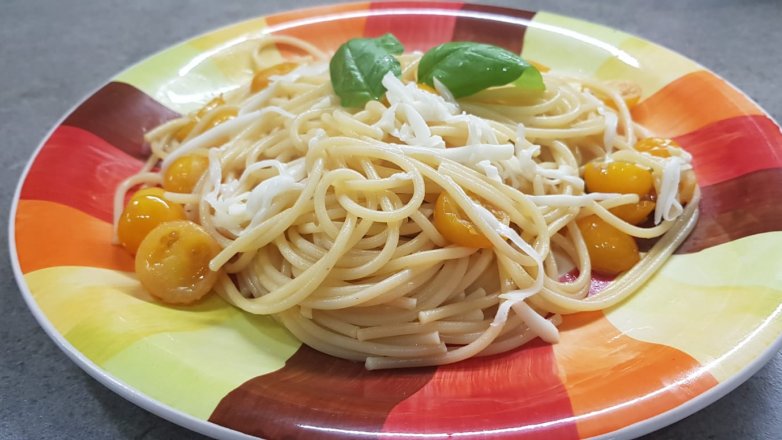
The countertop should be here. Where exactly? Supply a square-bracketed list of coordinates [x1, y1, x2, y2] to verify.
[2, 0, 781, 439]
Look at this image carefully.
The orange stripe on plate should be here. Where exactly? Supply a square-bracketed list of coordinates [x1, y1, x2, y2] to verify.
[632, 70, 763, 138]
[553, 311, 718, 438]
[14, 200, 134, 274]
[264, 2, 370, 55]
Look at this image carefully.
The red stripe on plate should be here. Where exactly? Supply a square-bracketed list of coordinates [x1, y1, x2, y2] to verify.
[383, 340, 578, 439]
[454, 3, 536, 53]
[210, 346, 436, 439]
[365, 2, 463, 50]
[675, 115, 782, 187]
[63, 82, 179, 159]
[21, 125, 144, 223]
[678, 167, 782, 253]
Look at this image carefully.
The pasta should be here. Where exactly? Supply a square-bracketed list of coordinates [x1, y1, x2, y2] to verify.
[115, 35, 699, 370]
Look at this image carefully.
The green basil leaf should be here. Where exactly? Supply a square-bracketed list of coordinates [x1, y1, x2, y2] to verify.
[329, 33, 404, 108]
[418, 42, 544, 98]
[512, 63, 545, 91]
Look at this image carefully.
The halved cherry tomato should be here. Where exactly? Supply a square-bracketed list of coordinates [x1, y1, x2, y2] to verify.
[135, 220, 221, 305]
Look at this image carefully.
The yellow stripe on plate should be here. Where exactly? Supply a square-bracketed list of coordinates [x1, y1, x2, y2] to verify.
[114, 43, 227, 114]
[523, 12, 633, 75]
[605, 232, 782, 382]
[25, 266, 300, 419]
[595, 36, 701, 100]
[114, 17, 281, 114]
[186, 17, 285, 87]
[103, 313, 297, 419]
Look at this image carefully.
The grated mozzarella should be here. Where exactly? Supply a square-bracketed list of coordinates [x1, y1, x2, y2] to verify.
[204, 150, 246, 234]
[602, 111, 618, 154]
[654, 156, 685, 224]
[449, 114, 499, 145]
[246, 172, 305, 227]
[515, 123, 526, 144]
[205, 148, 306, 234]
[477, 160, 503, 183]
[382, 72, 457, 122]
[373, 103, 398, 133]
[398, 103, 445, 148]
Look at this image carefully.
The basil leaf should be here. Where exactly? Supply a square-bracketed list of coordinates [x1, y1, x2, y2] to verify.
[418, 42, 544, 98]
[329, 33, 404, 108]
[512, 64, 545, 91]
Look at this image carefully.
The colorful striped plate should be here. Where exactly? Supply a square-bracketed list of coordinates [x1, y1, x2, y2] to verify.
[10, 2, 782, 439]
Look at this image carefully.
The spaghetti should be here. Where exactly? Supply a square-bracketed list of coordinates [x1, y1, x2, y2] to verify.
[115, 35, 699, 370]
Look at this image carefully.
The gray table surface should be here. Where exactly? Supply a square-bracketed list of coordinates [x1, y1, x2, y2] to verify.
[2, 1, 781, 439]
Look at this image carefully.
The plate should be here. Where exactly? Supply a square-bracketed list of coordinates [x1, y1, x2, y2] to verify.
[10, 2, 782, 439]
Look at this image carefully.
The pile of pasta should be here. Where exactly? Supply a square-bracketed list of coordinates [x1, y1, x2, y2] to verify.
[115, 36, 699, 369]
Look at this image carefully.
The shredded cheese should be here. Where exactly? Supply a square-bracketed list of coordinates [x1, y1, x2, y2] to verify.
[655, 156, 684, 224]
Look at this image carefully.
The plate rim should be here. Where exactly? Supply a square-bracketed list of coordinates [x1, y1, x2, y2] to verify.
[8, 2, 782, 439]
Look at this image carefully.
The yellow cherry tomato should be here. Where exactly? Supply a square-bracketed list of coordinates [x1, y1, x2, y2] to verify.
[208, 108, 237, 129]
[634, 137, 680, 158]
[528, 60, 550, 73]
[604, 80, 642, 109]
[162, 155, 210, 194]
[135, 220, 221, 305]
[416, 82, 438, 94]
[198, 96, 226, 118]
[583, 161, 654, 196]
[173, 119, 196, 142]
[173, 96, 226, 142]
[577, 215, 640, 275]
[117, 187, 186, 254]
[609, 200, 656, 225]
[251, 62, 299, 93]
[433, 192, 508, 249]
